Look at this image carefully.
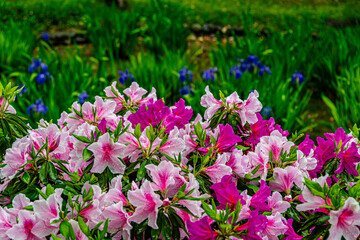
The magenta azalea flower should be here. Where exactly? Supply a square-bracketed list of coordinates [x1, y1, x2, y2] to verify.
[127, 181, 163, 229]
[128, 99, 171, 131]
[324, 127, 352, 150]
[187, 216, 218, 240]
[298, 134, 315, 156]
[210, 175, 242, 210]
[335, 142, 360, 176]
[250, 180, 272, 212]
[214, 124, 242, 153]
[284, 219, 303, 239]
[87, 133, 125, 174]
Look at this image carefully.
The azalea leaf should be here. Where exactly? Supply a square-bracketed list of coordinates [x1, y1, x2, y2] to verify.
[72, 134, 92, 144]
[201, 201, 220, 221]
[48, 162, 58, 181]
[60, 220, 77, 240]
[137, 160, 148, 181]
[159, 213, 172, 240]
[304, 178, 325, 199]
[22, 172, 30, 184]
[39, 162, 49, 185]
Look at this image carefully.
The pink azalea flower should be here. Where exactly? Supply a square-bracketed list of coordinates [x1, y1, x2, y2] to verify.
[123, 81, 155, 104]
[159, 127, 185, 158]
[268, 192, 291, 214]
[33, 193, 60, 218]
[296, 175, 328, 212]
[103, 202, 132, 238]
[4, 194, 31, 222]
[145, 161, 183, 196]
[0, 97, 16, 114]
[248, 146, 269, 180]
[6, 210, 41, 240]
[105, 175, 128, 206]
[178, 174, 205, 217]
[117, 131, 142, 162]
[0, 207, 12, 240]
[127, 181, 163, 229]
[203, 154, 232, 183]
[104, 81, 126, 113]
[293, 150, 317, 178]
[269, 167, 303, 194]
[1, 140, 29, 179]
[236, 90, 262, 125]
[69, 122, 96, 171]
[259, 131, 294, 163]
[226, 150, 252, 178]
[78, 199, 102, 228]
[69, 220, 88, 240]
[87, 132, 125, 174]
[329, 197, 360, 240]
[261, 212, 288, 240]
[200, 86, 223, 120]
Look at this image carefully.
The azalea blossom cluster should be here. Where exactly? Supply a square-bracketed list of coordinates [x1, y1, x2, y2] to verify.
[1, 82, 360, 239]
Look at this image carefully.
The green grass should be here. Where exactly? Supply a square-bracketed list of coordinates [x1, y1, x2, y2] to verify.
[2, 0, 360, 136]
[130, 0, 360, 29]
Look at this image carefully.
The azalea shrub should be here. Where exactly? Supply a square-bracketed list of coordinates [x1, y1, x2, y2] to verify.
[1, 81, 360, 240]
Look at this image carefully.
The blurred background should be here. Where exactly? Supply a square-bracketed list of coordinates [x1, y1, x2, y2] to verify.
[1, 0, 360, 138]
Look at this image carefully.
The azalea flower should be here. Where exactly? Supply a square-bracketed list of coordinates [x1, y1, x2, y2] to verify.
[269, 167, 303, 194]
[87, 132, 125, 174]
[127, 181, 163, 229]
[187, 216, 218, 240]
[329, 197, 360, 240]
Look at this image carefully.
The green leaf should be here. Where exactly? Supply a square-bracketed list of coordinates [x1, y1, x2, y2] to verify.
[23, 205, 34, 211]
[51, 233, 63, 240]
[59, 220, 77, 240]
[159, 213, 172, 240]
[46, 184, 55, 196]
[304, 178, 325, 199]
[134, 123, 142, 139]
[36, 188, 48, 200]
[39, 162, 49, 184]
[83, 147, 93, 161]
[251, 164, 261, 175]
[201, 201, 220, 221]
[72, 134, 92, 144]
[48, 162, 58, 181]
[100, 218, 109, 239]
[137, 160, 148, 181]
[22, 172, 30, 184]
[78, 217, 91, 236]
